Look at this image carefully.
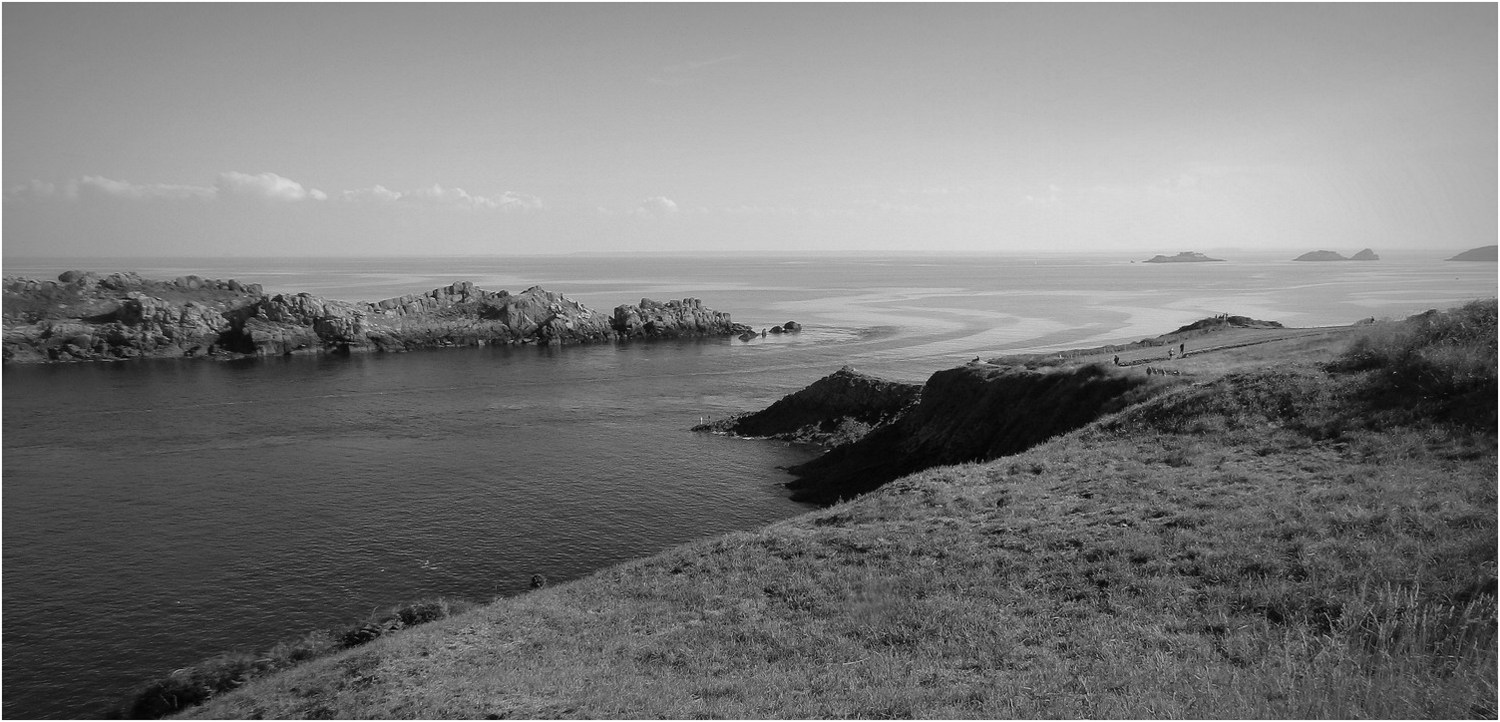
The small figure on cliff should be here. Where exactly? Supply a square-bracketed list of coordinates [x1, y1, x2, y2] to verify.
[1113, 355, 1120, 366]
[1167, 349, 1174, 360]
[1179, 342, 1185, 356]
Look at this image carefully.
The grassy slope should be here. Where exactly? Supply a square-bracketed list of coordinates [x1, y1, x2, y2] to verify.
[186, 313, 1496, 719]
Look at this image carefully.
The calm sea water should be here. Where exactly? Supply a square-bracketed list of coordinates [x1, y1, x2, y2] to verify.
[3, 252, 1493, 718]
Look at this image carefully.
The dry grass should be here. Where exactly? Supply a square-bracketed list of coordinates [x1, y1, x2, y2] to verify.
[179, 305, 1496, 720]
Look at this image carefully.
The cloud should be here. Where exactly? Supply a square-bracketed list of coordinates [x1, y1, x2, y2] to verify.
[7, 174, 542, 212]
[340, 184, 543, 211]
[216, 171, 325, 202]
[5, 176, 220, 202]
[340, 184, 404, 203]
[633, 196, 680, 219]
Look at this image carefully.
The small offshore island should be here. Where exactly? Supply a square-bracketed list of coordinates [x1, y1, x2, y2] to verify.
[1142, 251, 1225, 263]
[127, 298, 1495, 720]
[2, 270, 756, 364]
[1293, 248, 1380, 261]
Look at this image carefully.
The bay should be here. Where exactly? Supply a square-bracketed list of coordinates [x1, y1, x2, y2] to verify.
[3, 252, 1493, 718]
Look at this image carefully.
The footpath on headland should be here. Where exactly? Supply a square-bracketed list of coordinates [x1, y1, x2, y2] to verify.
[129, 299, 1495, 720]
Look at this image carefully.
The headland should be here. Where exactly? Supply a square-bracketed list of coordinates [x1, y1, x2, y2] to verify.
[131, 298, 1494, 720]
[2, 270, 752, 364]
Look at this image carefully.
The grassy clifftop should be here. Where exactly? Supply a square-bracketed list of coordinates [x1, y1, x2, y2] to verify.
[176, 302, 1495, 719]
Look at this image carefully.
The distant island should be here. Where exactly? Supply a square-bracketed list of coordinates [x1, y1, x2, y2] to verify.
[2, 271, 754, 364]
[1293, 248, 1380, 262]
[1447, 245, 1498, 262]
[1143, 251, 1225, 263]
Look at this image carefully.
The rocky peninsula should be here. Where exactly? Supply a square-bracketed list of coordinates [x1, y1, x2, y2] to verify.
[2, 271, 752, 364]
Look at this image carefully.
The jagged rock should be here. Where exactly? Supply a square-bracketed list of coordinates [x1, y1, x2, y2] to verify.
[782, 321, 802, 331]
[3, 273, 744, 363]
[1351, 248, 1380, 261]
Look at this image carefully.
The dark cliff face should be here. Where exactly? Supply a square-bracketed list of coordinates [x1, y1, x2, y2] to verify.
[704, 365, 922, 446]
[785, 364, 1152, 503]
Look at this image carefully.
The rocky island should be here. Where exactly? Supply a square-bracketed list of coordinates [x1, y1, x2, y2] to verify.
[2, 271, 752, 364]
[1293, 248, 1379, 261]
[1142, 251, 1225, 263]
[1447, 245, 1498, 262]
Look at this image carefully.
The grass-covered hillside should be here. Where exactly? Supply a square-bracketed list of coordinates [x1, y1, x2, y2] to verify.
[174, 302, 1495, 719]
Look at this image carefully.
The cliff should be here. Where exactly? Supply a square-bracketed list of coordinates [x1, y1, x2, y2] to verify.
[1143, 251, 1225, 263]
[2, 271, 750, 363]
[694, 365, 921, 446]
[783, 363, 1152, 503]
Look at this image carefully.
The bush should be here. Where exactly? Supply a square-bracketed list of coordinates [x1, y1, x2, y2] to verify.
[1335, 299, 1497, 425]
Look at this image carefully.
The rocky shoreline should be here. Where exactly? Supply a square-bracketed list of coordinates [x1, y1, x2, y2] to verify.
[2, 270, 753, 364]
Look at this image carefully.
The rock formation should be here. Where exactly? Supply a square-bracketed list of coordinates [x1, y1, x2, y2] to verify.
[3, 272, 750, 363]
[713, 363, 1151, 504]
[1143, 251, 1225, 263]
[1293, 250, 1348, 262]
[695, 365, 921, 446]
[1447, 245, 1498, 262]
[1293, 249, 1380, 261]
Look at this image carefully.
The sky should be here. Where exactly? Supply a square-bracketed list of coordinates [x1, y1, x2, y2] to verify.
[3, 3, 1495, 258]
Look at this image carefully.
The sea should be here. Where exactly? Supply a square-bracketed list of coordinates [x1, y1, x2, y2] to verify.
[2, 251, 1494, 719]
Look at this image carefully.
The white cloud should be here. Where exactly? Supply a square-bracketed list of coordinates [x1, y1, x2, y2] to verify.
[633, 196, 680, 219]
[494, 191, 544, 211]
[340, 184, 541, 211]
[7, 173, 541, 212]
[340, 185, 404, 203]
[4, 179, 72, 201]
[215, 171, 325, 202]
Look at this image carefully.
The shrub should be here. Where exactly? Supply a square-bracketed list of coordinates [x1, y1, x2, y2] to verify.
[1335, 300, 1497, 427]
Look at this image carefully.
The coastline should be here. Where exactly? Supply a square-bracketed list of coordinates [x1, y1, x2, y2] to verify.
[136, 301, 1497, 718]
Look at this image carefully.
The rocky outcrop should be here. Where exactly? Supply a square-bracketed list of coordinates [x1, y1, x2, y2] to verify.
[1293, 249, 1380, 261]
[1143, 251, 1225, 263]
[1293, 250, 1348, 262]
[780, 364, 1151, 503]
[3, 272, 748, 363]
[695, 365, 921, 446]
[1447, 245, 1498, 262]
